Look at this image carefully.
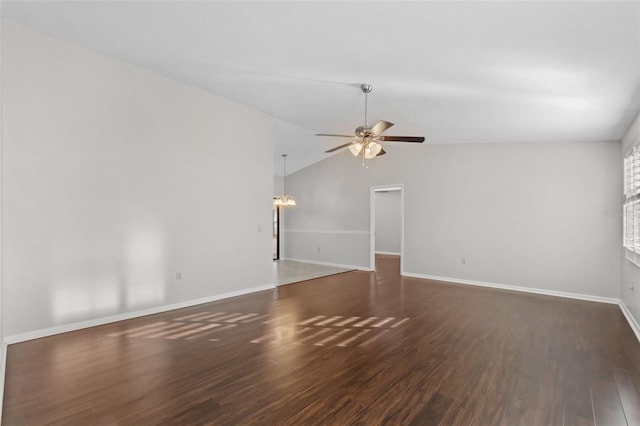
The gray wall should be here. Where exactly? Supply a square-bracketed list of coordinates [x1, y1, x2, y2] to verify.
[375, 190, 402, 254]
[2, 22, 274, 336]
[622, 112, 640, 326]
[285, 140, 622, 298]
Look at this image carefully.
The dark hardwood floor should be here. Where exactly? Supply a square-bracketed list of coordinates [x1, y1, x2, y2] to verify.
[3, 255, 640, 425]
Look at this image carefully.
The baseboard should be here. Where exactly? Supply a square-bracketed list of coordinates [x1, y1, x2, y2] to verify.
[282, 257, 372, 272]
[0, 341, 6, 424]
[3, 283, 275, 345]
[375, 251, 401, 256]
[401, 272, 620, 305]
[619, 301, 640, 343]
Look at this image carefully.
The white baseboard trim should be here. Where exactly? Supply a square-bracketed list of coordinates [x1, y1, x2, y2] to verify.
[619, 301, 640, 343]
[375, 251, 401, 256]
[282, 257, 371, 272]
[401, 272, 620, 305]
[0, 341, 6, 424]
[3, 283, 275, 345]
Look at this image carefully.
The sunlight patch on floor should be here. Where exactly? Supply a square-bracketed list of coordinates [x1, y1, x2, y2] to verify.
[107, 311, 410, 347]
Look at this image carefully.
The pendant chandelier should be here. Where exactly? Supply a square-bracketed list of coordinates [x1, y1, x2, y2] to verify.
[273, 154, 296, 207]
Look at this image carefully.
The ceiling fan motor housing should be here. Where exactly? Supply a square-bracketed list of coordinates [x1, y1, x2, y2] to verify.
[355, 126, 371, 137]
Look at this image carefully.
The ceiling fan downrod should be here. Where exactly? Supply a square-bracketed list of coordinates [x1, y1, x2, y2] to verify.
[361, 84, 372, 130]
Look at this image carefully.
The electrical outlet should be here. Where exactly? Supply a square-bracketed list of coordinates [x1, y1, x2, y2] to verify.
[176, 272, 182, 280]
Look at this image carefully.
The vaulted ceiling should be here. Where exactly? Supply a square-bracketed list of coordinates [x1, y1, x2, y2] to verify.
[3, 1, 640, 174]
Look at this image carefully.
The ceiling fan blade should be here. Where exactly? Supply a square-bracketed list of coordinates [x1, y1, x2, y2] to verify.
[376, 148, 387, 157]
[325, 142, 356, 153]
[369, 120, 394, 136]
[316, 133, 353, 138]
[379, 136, 425, 143]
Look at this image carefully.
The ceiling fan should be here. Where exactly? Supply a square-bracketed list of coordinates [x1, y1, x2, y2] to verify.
[316, 84, 425, 164]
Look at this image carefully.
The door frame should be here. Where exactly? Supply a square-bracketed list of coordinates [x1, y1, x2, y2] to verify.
[369, 184, 404, 273]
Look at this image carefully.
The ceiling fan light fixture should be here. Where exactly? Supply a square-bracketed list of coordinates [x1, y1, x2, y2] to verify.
[364, 140, 382, 159]
[349, 142, 363, 156]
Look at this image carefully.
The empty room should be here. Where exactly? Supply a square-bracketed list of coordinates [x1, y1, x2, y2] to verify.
[1, 1, 640, 425]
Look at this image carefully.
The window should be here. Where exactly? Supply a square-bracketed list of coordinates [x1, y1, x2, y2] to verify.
[623, 146, 640, 265]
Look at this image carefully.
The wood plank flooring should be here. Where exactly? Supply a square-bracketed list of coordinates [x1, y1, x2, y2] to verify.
[3, 255, 640, 425]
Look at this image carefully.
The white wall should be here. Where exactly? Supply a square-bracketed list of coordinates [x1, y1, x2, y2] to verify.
[273, 175, 284, 197]
[0, 27, 4, 411]
[622, 112, 640, 326]
[375, 190, 401, 254]
[1, 22, 274, 337]
[285, 141, 622, 298]
[283, 152, 370, 268]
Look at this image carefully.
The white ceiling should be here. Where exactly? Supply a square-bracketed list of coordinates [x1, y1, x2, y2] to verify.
[3, 1, 640, 175]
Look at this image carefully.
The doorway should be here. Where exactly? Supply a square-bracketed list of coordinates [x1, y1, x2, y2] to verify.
[370, 185, 404, 272]
[273, 204, 280, 260]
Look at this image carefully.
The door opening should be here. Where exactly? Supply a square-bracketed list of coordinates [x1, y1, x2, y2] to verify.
[370, 185, 404, 272]
[273, 203, 280, 260]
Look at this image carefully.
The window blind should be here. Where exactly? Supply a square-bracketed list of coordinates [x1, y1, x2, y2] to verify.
[624, 147, 640, 265]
